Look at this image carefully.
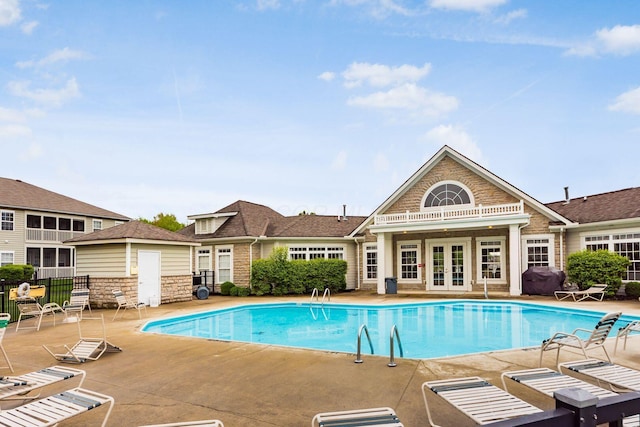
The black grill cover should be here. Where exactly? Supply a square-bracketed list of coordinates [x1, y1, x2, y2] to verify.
[522, 267, 566, 295]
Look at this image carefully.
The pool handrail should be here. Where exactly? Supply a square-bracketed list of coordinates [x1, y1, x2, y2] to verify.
[388, 324, 404, 367]
[355, 324, 374, 363]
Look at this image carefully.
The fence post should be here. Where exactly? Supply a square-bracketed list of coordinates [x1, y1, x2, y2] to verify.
[554, 388, 598, 427]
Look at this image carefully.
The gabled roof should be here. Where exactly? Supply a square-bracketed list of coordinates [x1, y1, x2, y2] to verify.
[546, 187, 640, 224]
[66, 220, 198, 245]
[351, 145, 572, 236]
[179, 200, 365, 240]
[0, 177, 129, 220]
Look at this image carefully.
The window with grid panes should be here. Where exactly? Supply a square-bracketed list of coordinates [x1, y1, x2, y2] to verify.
[400, 243, 418, 279]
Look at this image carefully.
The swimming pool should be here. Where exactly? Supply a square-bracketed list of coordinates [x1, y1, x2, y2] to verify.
[141, 301, 638, 359]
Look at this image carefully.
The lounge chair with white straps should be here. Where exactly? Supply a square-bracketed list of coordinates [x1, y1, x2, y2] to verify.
[140, 420, 224, 427]
[0, 365, 85, 404]
[559, 358, 640, 393]
[0, 386, 114, 427]
[422, 376, 542, 426]
[312, 407, 403, 427]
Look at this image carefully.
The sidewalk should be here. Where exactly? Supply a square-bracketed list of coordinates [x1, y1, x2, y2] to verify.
[5, 293, 640, 426]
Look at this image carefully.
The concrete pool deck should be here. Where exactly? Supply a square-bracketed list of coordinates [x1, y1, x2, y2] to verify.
[4, 291, 640, 426]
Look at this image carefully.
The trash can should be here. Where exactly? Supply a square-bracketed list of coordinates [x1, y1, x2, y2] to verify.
[385, 277, 397, 294]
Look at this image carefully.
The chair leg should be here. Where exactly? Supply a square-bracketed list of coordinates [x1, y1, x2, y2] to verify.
[0, 344, 13, 373]
[601, 345, 612, 363]
[112, 307, 121, 321]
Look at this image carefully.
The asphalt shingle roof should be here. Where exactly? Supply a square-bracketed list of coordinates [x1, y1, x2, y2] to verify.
[0, 177, 129, 220]
[66, 220, 198, 243]
[545, 187, 640, 224]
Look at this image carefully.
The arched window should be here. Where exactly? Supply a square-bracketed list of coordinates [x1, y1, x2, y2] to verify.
[423, 182, 472, 209]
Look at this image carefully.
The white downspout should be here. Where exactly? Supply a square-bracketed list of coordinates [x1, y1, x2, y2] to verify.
[249, 237, 259, 290]
[559, 228, 564, 271]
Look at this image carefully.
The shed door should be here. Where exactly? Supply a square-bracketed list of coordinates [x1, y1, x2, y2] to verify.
[138, 250, 161, 306]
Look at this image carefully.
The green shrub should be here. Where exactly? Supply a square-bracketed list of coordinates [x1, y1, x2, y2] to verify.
[625, 281, 640, 298]
[566, 250, 630, 296]
[220, 281, 235, 296]
[235, 286, 251, 297]
[0, 264, 34, 281]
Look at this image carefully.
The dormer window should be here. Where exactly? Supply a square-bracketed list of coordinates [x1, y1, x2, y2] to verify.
[422, 181, 473, 209]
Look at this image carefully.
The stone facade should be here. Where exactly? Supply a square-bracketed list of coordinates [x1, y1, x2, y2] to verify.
[88, 275, 192, 308]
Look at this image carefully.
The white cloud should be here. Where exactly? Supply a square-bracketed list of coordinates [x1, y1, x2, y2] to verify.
[343, 62, 431, 88]
[429, 0, 507, 13]
[328, 0, 414, 18]
[493, 8, 526, 24]
[331, 150, 348, 170]
[566, 25, 640, 57]
[7, 77, 81, 107]
[0, 106, 27, 122]
[0, 124, 31, 138]
[0, 0, 20, 26]
[318, 71, 336, 82]
[596, 25, 640, 56]
[608, 87, 640, 115]
[16, 47, 89, 69]
[257, 0, 281, 10]
[423, 124, 485, 163]
[21, 20, 37, 34]
[347, 83, 458, 117]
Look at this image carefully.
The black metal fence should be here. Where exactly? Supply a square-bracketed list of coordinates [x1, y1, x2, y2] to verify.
[0, 275, 89, 323]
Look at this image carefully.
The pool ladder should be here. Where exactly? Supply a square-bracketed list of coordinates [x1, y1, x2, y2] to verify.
[310, 288, 331, 305]
[355, 324, 404, 367]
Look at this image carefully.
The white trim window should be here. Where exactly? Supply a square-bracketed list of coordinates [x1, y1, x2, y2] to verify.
[522, 235, 554, 269]
[397, 241, 421, 281]
[216, 246, 233, 283]
[1, 211, 14, 231]
[288, 246, 345, 260]
[197, 248, 212, 272]
[584, 231, 640, 281]
[421, 181, 474, 210]
[476, 237, 506, 282]
[0, 251, 14, 266]
[92, 220, 102, 232]
[364, 244, 377, 281]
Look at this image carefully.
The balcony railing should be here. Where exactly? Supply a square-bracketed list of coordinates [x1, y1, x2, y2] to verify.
[374, 201, 524, 226]
[36, 266, 76, 279]
[25, 229, 85, 242]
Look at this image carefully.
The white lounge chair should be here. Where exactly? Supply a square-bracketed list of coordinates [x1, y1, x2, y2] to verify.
[615, 320, 640, 354]
[0, 365, 85, 403]
[312, 407, 403, 427]
[0, 386, 114, 427]
[112, 289, 147, 320]
[0, 313, 13, 372]
[559, 358, 640, 392]
[421, 377, 542, 426]
[554, 283, 608, 302]
[43, 314, 122, 363]
[63, 288, 92, 321]
[539, 311, 621, 367]
[140, 421, 224, 427]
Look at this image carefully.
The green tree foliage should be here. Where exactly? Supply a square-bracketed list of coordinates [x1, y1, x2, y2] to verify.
[567, 249, 630, 295]
[139, 213, 186, 232]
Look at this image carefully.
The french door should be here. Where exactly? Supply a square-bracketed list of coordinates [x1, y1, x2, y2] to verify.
[428, 239, 471, 291]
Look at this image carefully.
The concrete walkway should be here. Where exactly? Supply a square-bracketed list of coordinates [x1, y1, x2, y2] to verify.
[4, 292, 640, 426]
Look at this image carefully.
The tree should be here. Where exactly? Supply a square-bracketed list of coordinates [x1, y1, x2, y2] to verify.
[139, 213, 186, 232]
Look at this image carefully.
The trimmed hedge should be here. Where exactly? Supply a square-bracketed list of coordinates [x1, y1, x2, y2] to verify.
[0, 264, 34, 281]
[566, 250, 630, 296]
[625, 281, 640, 298]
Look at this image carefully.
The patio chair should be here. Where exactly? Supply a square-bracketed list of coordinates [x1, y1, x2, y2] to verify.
[0, 386, 114, 427]
[539, 311, 621, 367]
[312, 407, 403, 427]
[63, 288, 92, 321]
[615, 320, 640, 354]
[559, 358, 640, 392]
[554, 283, 608, 302]
[13, 296, 64, 332]
[112, 289, 147, 321]
[43, 314, 122, 363]
[140, 421, 224, 427]
[0, 314, 13, 372]
[421, 377, 542, 426]
[0, 365, 85, 403]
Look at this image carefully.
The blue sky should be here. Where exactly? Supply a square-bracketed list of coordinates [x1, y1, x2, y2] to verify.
[1, 0, 639, 223]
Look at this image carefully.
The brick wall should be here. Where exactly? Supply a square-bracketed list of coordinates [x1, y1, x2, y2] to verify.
[88, 275, 192, 308]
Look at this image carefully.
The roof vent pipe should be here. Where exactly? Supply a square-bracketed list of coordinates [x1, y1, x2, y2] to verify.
[342, 204, 348, 221]
[563, 186, 570, 204]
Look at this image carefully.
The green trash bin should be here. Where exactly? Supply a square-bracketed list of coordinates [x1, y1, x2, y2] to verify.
[385, 277, 397, 294]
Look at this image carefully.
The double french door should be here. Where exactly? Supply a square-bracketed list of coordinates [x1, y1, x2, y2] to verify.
[427, 239, 471, 291]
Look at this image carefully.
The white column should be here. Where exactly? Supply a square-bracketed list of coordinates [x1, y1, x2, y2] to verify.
[509, 224, 521, 296]
[376, 233, 387, 294]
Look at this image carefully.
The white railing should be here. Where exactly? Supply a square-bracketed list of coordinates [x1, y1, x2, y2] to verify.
[374, 201, 524, 225]
[25, 229, 85, 242]
[36, 266, 76, 279]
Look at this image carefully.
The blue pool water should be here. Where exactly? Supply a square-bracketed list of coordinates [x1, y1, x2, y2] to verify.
[141, 301, 638, 359]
